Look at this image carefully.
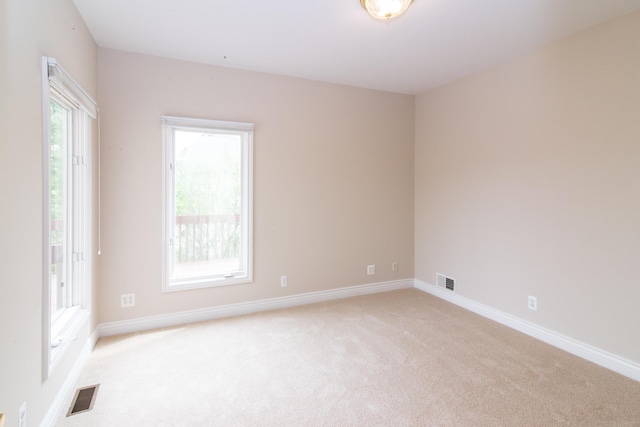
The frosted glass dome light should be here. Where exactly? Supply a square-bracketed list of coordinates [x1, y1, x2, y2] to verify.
[360, 0, 413, 20]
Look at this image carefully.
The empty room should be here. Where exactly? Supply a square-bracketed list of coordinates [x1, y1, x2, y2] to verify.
[2, 0, 640, 425]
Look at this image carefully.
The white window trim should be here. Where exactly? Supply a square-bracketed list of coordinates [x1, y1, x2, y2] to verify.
[162, 116, 254, 292]
[42, 57, 95, 379]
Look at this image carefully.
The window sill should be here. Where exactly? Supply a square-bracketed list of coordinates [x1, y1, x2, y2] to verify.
[49, 307, 89, 375]
[163, 274, 252, 292]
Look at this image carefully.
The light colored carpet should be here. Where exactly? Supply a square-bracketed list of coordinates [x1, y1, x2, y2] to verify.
[56, 289, 640, 426]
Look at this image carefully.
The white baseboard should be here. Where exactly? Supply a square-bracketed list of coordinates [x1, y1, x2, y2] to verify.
[414, 279, 640, 382]
[40, 329, 99, 427]
[98, 279, 414, 337]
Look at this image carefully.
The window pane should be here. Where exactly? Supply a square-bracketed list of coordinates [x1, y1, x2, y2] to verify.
[50, 99, 69, 320]
[173, 130, 242, 278]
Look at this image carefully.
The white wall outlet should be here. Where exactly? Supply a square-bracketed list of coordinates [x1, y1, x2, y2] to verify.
[280, 275, 287, 287]
[367, 265, 375, 275]
[528, 295, 537, 311]
[19, 401, 26, 427]
[121, 293, 135, 308]
[392, 261, 398, 271]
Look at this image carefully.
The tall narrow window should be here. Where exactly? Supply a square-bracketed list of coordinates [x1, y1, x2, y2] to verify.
[163, 116, 253, 291]
[42, 57, 96, 378]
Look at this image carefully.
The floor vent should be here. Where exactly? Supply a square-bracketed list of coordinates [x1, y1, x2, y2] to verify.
[436, 273, 455, 292]
[67, 384, 99, 417]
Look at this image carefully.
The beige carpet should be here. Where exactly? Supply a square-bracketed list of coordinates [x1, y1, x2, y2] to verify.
[56, 289, 640, 426]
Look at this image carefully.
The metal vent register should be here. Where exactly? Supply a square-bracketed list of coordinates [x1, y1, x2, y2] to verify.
[67, 384, 99, 416]
[436, 273, 455, 292]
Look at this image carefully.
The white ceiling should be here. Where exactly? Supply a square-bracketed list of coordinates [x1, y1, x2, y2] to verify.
[72, 0, 640, 94]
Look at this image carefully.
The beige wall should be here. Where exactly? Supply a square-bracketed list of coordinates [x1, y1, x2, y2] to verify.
[97, 49, 415, 323]
[0, 0, 98, 425]
[415, 9, 640, 363]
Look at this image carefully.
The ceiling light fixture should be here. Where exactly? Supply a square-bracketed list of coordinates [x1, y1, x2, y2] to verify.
[360, 0, 414, 20]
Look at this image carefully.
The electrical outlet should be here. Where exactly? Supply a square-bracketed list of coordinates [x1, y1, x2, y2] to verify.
[121, 293, 135, 308]
[19, 401, 26, 427]
[280, 275, 287, 287]
[392, 261, 398, 271]
[367, 265, 375, 275]
[528, 295, 537, 311]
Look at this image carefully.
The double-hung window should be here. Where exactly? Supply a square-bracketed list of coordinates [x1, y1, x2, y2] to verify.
[42, 57, 96, 378]
[162, 116, 253, 291]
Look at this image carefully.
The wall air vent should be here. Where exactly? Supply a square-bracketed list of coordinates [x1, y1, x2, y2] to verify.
[436, 273, 455, 292]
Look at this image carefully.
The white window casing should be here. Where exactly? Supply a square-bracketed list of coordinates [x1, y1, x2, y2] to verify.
[42, 57, 96, 379]
[162, 116, 254, 292]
